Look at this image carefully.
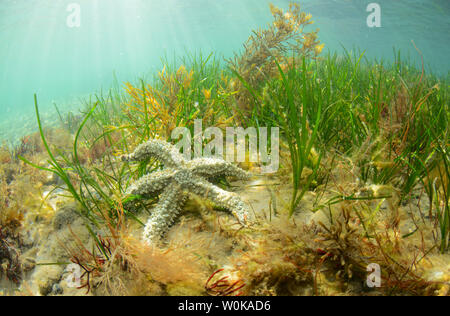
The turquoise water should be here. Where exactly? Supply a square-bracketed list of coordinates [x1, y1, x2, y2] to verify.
[0, 0, 449, 142]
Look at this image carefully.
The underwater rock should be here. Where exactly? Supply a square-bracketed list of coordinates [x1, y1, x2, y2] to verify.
[51, 283, 63, 295]
[122, 139, 251, 245]
[4, 166, 16, 184]
[42, 171, 63, 186]
[28, 202, 92, 296]
[32, 266, 62, 296]
[52, 202, 82, 231]
[422, 254, 450, 296]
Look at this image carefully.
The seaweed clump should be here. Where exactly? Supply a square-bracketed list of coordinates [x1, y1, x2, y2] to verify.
[229, 2, 323, 115]
[0, 226, 22, 285]
[224, 204, 442, 296]
[124, 63, 233, 140]
[62, 207, 207, 296]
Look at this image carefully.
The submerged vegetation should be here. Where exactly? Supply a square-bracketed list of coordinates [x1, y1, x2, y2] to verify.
[0, 2, 449, 296]
[229, 2, 323, 116]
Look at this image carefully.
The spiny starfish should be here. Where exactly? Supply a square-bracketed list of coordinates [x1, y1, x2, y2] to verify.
[122, 139, 250, 244]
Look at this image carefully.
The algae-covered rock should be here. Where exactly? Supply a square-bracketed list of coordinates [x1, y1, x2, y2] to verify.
[52, 202, 82, 231]
[28, 202, 93, 295]
[32, 265, 64, 296]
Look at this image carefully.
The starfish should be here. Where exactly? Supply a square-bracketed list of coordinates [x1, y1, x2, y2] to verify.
[121, 139, 250, 244]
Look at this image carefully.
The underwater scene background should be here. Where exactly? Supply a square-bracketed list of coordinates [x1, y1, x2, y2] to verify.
[0, 0, 449, 297]
[0, 0, 449, 144]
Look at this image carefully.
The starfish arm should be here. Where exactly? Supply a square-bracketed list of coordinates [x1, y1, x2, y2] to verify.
[184, 176, 249, 225]
[126, 169, 175, 196]
[188, 158, 250, 180]
[122, 139, 186, 168]
[121, 138, 251, 244]
[143, 185, 187, 244]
